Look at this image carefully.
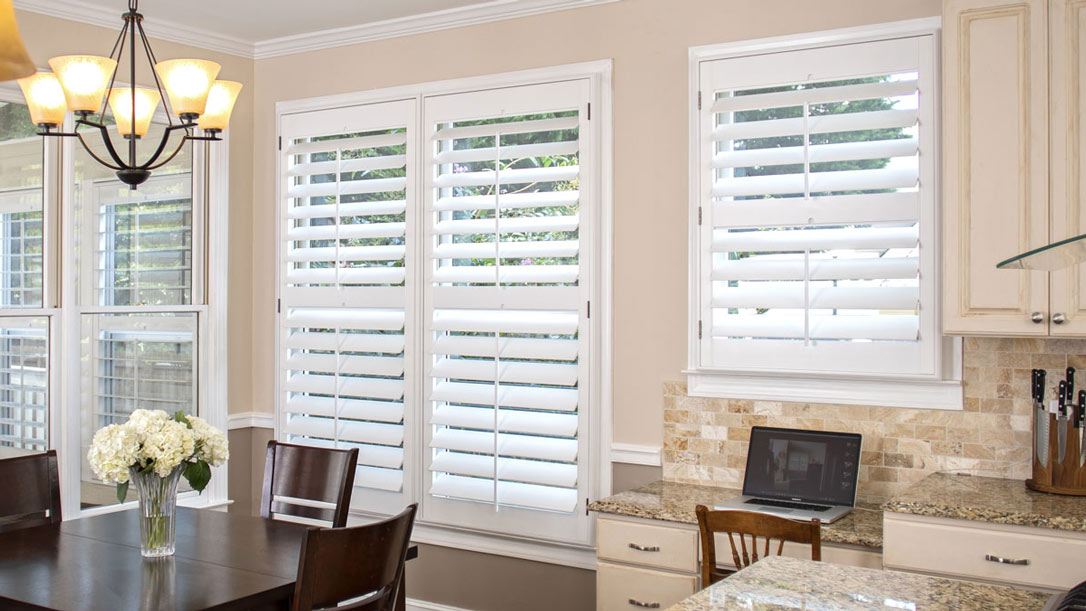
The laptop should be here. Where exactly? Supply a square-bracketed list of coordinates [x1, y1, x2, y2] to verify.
[715, 426, 862, 523]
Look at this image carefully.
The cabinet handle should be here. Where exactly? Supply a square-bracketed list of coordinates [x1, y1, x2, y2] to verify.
[1031, 311, 1045, 324]
[985, 554, 1029, 566]
[627, 543, 660, 552]
[628, 599, 661, 608]
[1053, 313, 1067, 325]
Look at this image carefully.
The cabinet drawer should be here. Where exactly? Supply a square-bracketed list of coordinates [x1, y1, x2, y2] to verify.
[884, 514, 1086, 589]
[597, 517, 697, 572]
[597, 561, 697, 611]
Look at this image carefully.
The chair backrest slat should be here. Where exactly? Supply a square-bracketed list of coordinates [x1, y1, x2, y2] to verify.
[0, 450, 61, 533]
[261, 441, 359, 528]
[292, 504, 417, 611]
[695, 506, 821, 586]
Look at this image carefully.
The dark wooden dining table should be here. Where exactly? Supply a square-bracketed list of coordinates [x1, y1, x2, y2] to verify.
[0, 507, 416, 610]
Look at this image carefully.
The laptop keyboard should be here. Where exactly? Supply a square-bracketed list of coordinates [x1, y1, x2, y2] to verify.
[745, 498, 832, 512]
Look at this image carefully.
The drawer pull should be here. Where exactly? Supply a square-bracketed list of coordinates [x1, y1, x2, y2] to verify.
[628, 599, 661, 609]
[985, 554, 1029, 566]
[627, 543, 660, 552]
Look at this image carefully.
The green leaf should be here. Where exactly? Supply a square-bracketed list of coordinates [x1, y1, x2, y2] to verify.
[173, 411, 192, 428]
[184, 459, 212, 493]
[116, 481, 129, 504]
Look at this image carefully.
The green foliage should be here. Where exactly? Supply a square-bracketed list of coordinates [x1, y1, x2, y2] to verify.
[0, 103, 38, 141]
[115, 481, 129, 503]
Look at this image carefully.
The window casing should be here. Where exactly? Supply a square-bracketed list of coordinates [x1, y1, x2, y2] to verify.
[0, 82, 228, 515]
[277, 66, 608, 546]
[689, 21, 961, 409]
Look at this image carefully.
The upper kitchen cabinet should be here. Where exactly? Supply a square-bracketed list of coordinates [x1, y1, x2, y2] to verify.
[942, 0, 1086, 336]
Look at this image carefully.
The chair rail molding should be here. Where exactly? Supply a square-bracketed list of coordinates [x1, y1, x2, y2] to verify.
[610, 443, 662, 467]
[226, 412, 276, 430]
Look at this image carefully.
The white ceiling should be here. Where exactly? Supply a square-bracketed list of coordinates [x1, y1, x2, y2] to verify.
[15, 0, 618, 58]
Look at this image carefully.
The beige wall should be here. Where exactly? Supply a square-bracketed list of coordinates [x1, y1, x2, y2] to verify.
[14, 10, 256, 421]
[249, 0, 942, 448]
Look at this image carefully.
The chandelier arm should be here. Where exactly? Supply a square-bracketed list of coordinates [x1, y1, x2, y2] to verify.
[137, 123, 193, 169]
[75, 118, 129, 170]
[96, 19, 130, 121]
[74, 131, 124, 171]
[135, 19, 174, 127]
[142, 133, 191, 171]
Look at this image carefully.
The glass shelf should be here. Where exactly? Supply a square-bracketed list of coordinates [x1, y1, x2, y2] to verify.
[997, 233, 1086, 271]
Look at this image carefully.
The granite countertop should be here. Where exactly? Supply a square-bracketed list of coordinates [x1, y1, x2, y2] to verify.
[588, 480, 884, 549]
[884, 472, 1086, 532]
[667, 556, 1051, 611]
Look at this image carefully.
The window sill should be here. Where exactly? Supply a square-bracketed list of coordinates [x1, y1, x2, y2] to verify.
[685, 370, 963, 410]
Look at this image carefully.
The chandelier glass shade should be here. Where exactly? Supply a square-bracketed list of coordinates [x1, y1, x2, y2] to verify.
[0, 0, 35, 81]
[16, 0, 241, 188]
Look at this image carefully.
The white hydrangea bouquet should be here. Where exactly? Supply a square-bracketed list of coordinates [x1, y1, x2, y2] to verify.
[87, 409, 229, 556]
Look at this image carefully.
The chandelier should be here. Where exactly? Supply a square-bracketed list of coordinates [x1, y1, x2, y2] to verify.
[15, 0, 241, 188]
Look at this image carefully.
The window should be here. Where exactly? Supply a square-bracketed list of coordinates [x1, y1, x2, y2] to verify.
[0, 85, 227, 515]
[689, 22, 960, 409]
[278, 66, 608, 546]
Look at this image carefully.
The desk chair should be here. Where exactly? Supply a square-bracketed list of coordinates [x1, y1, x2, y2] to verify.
[0, 450, 61, 533]
[695, 505, 821, 585]
[260, 440, 359, 527]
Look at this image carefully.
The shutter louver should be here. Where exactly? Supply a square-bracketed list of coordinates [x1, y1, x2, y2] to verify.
[280, 100, 415, 514]
[424, 80, 590, 531]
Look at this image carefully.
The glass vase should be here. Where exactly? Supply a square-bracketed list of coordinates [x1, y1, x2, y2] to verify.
[129, 464, 183, 557]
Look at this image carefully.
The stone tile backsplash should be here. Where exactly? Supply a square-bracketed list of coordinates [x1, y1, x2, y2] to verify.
[662, 337, 1086, 502]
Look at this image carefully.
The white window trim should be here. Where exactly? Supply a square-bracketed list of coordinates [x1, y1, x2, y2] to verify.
[274, 60, 613, 562]
[686, 17, 963, 411]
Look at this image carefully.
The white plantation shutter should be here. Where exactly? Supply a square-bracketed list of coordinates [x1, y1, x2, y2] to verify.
[696, 36, 939, 376]
[422, 79, 593, 543]
[0, 317, 48, 451]
[279, 99, 416, 516]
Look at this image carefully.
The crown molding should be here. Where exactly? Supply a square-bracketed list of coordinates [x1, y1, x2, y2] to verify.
[14, 0, 254, 57]
[252, 0, 619, 59]
[15, 0, 621, 61]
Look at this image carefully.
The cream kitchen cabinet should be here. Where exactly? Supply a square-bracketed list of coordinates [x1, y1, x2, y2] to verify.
[884, 512, 1086, 591]
[942, 0, 1086, 336]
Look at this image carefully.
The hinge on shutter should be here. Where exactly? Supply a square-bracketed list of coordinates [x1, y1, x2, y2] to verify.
[698, 207, 702, 225]
[277, 298, 281, 314]
[698, 320, 703, 339]
[587, 300, 591, 319]
[278, 136, 282, 151]
[697, 91, 702, 110]
[587, 102, 591, 120]
[586, 498, 590, 516]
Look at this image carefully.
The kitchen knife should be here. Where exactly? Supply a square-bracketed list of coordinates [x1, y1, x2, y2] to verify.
[1035, 369, 1048, 467]
[1058, 380, 1068, 464]
[1079, 389, 1086, 467]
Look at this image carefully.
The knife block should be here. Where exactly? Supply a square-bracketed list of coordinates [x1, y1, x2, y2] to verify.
[1026, 413, 1086, 495]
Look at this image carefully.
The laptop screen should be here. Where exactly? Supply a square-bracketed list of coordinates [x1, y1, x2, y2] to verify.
[742, 426, 862, 507]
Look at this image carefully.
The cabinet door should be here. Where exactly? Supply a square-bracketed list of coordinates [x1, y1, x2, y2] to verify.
[1049, 0, 1086, 336]
[942, 0, 1050, 335]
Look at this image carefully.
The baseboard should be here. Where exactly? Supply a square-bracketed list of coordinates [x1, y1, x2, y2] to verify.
[226, 412, 276, 430]
[610, 443, 661, 466]
[406, 599, 473, 611]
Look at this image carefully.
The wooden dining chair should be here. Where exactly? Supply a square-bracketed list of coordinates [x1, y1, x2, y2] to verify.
[260, 440, 359, 527]
[695, 505, 820, 585]
[291, 503, 418, 611]
[0, 450, 61, 533]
